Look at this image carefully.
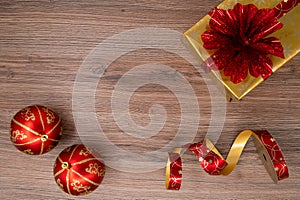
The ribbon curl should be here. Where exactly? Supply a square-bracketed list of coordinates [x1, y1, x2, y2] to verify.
[166, 130, 289, 190]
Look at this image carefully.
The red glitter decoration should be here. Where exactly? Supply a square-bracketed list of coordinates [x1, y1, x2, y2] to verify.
[201, 3, 285, 84]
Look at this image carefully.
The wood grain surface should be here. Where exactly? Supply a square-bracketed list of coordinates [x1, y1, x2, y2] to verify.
[0, 0, 299, 199]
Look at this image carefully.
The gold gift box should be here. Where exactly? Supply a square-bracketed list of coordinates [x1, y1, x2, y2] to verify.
[184, 0, 300, 100]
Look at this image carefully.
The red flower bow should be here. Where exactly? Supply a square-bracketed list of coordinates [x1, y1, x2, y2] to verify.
[201, 3, 285, 84]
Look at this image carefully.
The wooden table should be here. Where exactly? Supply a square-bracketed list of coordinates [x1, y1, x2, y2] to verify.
[0, 0, 299, 199]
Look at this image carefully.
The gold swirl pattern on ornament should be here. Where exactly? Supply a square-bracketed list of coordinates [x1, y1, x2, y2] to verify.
[79, 147, 92, 156]
[42, 107, 56, 124]
[10, 130, 27, 142]
[23, 149, 34, 155]
[12, 119, 41, 136]
[56, 178, 64, 190]
[71, 179, 91, 194]
[85, 163, 105, 177]
[70, 168, 100, 186]
[65, 146, 72, 152]
[21, 107, 35, 121]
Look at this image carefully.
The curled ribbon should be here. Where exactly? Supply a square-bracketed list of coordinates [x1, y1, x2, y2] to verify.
[166, 130, 289, 190]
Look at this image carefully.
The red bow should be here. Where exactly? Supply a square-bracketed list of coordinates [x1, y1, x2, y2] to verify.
[201, 3, 285, 84]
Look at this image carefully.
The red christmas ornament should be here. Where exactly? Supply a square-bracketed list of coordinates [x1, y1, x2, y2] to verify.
[10, 105, 62, 155]
[201, 3, 285, 84]
[53, 144, 105, 196]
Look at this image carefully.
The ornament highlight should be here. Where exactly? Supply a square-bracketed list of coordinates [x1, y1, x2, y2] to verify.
[53, 144, 105, 196]
[10, 105, 63, 155]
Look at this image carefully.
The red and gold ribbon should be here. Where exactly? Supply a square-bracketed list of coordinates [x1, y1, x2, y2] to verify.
[166, 130, 289, 190]
[273, 0, 299, 19]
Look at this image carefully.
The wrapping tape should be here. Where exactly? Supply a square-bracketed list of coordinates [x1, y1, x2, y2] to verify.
[166, 130, 289, 190]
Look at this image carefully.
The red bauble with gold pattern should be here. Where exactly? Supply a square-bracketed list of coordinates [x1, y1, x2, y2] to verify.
[10, 105, 63, 155]
[53, 144, 105, 196]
